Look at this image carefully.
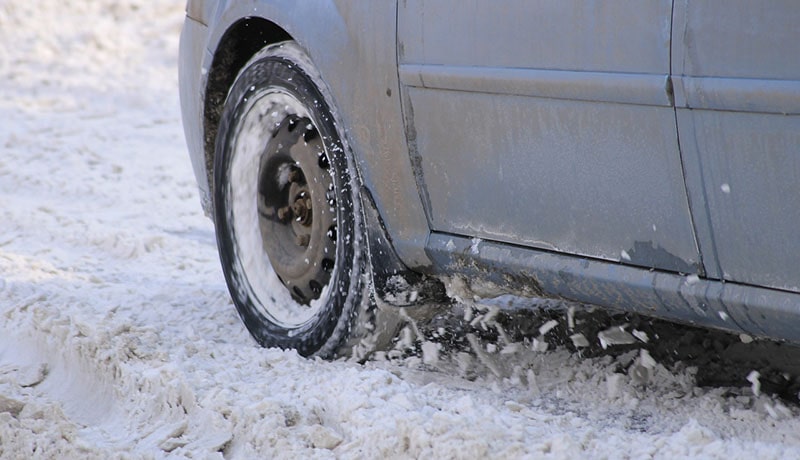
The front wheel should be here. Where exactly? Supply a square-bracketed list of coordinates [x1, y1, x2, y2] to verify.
[213, 42, 378, 358]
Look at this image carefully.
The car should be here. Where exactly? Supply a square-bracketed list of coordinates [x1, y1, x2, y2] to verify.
[179, 0, 800, 358]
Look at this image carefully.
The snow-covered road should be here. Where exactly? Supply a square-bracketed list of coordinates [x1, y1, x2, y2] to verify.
[2, 2, 800, 458]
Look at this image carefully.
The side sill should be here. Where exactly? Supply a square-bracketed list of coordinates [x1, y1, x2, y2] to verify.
[426, 233, 800, 344]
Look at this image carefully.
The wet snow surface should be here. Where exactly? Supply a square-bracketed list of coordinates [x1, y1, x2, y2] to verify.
[2, 1, 800, 458]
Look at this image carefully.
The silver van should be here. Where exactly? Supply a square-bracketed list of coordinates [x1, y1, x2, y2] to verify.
[180, 1, 800, 357]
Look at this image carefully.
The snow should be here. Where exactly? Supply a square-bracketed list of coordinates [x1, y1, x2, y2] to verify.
[470, 237, 482, 255]
[2, 1, 800, 458]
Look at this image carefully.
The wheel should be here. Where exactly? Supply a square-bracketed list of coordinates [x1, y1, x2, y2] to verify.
[213, 41, 377, 358]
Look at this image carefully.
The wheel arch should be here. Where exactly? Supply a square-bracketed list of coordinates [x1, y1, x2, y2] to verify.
[202, 17, 292, 198]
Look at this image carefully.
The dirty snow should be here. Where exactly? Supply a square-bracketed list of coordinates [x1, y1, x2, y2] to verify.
[2, 1, 800, 458]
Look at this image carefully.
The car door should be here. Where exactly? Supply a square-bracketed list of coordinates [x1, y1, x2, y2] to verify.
[398, 0, 701, 274]
[673, 1, 800, 290]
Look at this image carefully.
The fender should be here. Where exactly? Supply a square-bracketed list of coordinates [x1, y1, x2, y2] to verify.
[360, 187, 448, 309]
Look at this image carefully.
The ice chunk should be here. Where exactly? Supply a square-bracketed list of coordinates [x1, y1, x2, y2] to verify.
[531, 337, 549, 352]
[466, 334, 504, 378]
[639, 349, 656, 369]
[397, 326, 415, 350]
[469, 314, 484, 328]
[628, 350, 656, 386]
[721, 183, 731, 194]
[739, 334, 754, 344]
[538, 320, 558, 336]
[620, 250, 631, 261]
[482, 306, 500, 325]
[570, 333, 589, 348]
[632, 330, 649, 343]
[421, 341, 439, 365]
[566, 306, 576, 330]
[629, 364, 649, 386]
[746, 370, 761, 397]
[598, 326, 637, 349]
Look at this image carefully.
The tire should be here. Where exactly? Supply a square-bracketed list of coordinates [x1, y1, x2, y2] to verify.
[213, 41, 380, 358]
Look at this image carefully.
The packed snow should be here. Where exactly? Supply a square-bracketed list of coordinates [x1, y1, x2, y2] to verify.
[2, 1, 800, 458]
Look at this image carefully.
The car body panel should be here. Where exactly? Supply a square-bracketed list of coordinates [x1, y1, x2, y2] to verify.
[398, 0, 701, 273]
[673, 0, 800, 292]
[180, 0, 800, 345]
[404, 88, 700, 272]
[398, 0, 673, 73]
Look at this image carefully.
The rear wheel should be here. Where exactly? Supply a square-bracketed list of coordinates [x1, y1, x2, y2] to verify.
[213, 42, 379, 358]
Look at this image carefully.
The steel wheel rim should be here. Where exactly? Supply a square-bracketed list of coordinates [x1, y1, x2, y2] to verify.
[227, 88, 336, 328]
[257, 114, 337, 305]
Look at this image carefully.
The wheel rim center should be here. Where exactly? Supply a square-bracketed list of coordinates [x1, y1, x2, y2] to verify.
[291, 190, 313, 227]
[256, 114, 337, 305]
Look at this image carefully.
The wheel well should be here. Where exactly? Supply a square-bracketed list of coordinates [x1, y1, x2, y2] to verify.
[203, 18, 292, 197]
